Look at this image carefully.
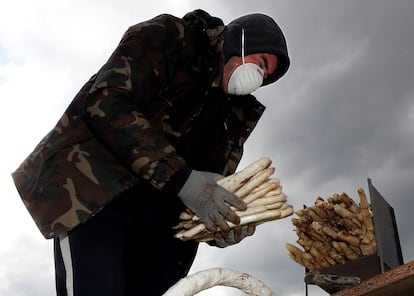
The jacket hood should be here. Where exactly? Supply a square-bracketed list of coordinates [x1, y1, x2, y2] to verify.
[223, 13, 290, 85]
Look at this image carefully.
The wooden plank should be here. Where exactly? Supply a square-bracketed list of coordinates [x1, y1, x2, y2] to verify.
[332, 260, 414, 296]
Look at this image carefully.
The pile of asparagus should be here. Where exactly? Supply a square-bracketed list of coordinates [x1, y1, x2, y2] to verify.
[173, 157, 294, 242]
[285, 188, 377, 272]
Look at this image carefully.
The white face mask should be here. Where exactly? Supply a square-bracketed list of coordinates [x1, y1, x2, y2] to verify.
[227, 28, 264, 95]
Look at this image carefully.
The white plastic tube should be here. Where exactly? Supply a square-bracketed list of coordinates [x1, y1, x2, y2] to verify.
[162, 267, 274, 296]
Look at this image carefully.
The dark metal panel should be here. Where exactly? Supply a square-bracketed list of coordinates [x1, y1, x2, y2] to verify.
[368, 178, 404, 270]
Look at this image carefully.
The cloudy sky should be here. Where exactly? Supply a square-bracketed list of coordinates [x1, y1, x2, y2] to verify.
[1, 0, 413, 295]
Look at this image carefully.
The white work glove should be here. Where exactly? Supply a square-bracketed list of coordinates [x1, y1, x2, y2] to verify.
[213, 224, 256, 248]
[178, 170, 247, 232]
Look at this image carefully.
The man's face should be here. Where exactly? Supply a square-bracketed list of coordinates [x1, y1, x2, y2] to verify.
[222, 53, 279, 94]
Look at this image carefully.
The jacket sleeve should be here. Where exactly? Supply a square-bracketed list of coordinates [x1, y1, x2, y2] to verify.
[83, 14, 192, 192]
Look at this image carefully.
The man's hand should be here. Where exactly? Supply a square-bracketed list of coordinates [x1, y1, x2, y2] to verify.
[178, 170, 247, 232]
[214, 224, 256, 248]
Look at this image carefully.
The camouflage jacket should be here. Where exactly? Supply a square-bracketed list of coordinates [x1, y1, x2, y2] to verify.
[11, 10, 265, 239]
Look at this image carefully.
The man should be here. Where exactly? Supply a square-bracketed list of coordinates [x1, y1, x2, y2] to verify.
[12, 9, 290, 296]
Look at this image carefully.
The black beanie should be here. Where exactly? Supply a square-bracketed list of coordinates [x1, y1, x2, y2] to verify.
[223, 13, 290, 85]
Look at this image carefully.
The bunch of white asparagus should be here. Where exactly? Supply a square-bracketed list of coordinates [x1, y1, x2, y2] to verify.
[285, 188, 377, 272]
[173, 157, 294, 242]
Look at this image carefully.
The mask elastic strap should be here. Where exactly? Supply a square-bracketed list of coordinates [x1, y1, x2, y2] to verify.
[241, 28, 245, 64]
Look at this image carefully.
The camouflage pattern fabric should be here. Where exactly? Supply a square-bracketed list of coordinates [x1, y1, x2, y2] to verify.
[11, 10, 265, 239]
